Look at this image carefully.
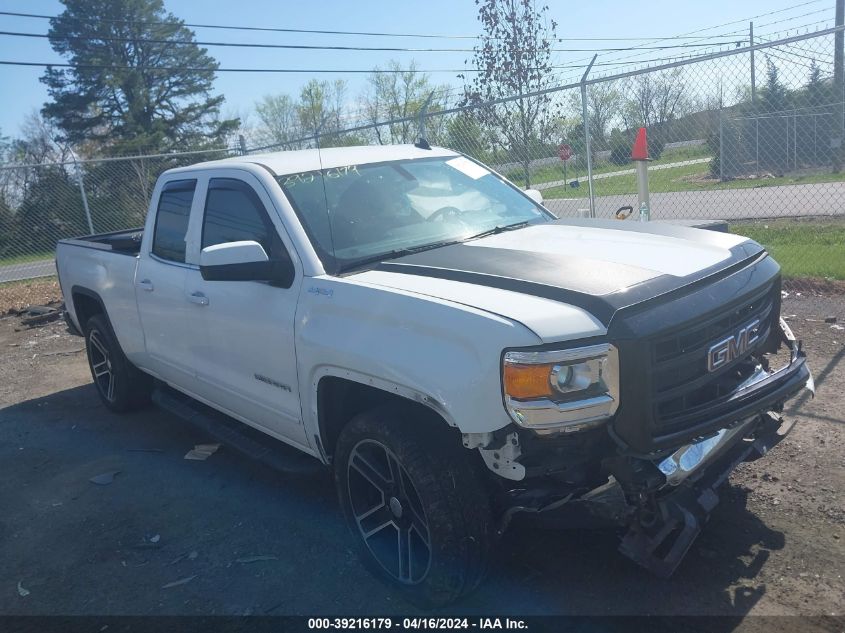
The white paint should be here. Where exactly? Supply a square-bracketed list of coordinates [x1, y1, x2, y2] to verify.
[190, 144, 458, 177]
[199, 241, 268, 267]
[352, 270, 605, 343]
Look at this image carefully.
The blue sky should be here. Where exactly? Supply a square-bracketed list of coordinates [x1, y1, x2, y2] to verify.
[0, 0, 837, 137]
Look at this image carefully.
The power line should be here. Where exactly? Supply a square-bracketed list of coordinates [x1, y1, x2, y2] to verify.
[3, 52, 776, 76]
[0, 9, 771, 42]
[0, 29, 747, 53]
[0, 59, 596, 74]
[556, 0, 828, 73]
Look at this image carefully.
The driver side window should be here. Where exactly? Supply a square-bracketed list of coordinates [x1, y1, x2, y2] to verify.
[202, 178, 287, 261]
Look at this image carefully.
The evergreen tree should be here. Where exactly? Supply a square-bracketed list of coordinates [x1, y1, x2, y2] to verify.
[41, 0, 238, 154]
[758, 57, 791, 173]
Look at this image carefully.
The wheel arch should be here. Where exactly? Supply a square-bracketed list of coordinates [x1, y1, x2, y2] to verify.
[314, 371, 455, 461]
[70, 285, 112, 332]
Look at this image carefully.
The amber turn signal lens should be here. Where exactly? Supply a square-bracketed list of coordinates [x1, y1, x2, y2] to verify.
[503, 363, 554, 400]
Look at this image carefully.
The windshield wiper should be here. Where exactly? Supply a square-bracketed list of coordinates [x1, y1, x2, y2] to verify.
[338, 221, 533, 274]
[338, 238, 463, 274]
[463, 221, 532, 242]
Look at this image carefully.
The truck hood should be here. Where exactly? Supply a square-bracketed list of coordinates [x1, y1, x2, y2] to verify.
[348, 219, 767, 341]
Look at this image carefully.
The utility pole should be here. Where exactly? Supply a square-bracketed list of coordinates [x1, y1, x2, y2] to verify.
[834, 0, 844, 171]
[750, 22, 757, 105]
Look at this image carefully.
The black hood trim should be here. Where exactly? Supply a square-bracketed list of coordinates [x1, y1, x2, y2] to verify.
[376, 227, 766, 328]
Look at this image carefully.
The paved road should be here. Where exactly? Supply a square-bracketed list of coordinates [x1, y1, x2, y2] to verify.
[544, 181, 845, 221]
[0, 259, 55, 283]
[535, 157, 711, 191]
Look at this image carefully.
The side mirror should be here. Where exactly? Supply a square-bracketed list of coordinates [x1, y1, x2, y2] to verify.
[524, 188, 544, 205]
[199, 240, 294, 287]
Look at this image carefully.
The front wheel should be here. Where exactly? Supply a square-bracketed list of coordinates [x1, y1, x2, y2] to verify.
[334, 404, 494, 607]
[84, 314, 152, 412]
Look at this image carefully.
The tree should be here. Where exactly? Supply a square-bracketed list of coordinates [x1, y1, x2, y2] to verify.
[297, 79, 353, 146]
[253, 80, 367, 151]
[41, 0, 238, 154]
[624, 70, 687, 127]
[757, 57, 791, 173]
[362, 60, 446, 145]
[255, 94, 303, 149]
[445, 112, 489, 161]
[569, 82, 622, 150]
[461, 0, 562, 187]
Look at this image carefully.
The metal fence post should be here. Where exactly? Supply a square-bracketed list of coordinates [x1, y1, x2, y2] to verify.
[719, 115, 724, 182]
[74, 160, 94, 235]
[580, 54, 598, 218]
[416, 91, 436, 149]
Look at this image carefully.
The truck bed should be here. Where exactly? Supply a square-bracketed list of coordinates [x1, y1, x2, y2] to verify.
[56, 227, 147, 359]
[58, 228, 144, 256]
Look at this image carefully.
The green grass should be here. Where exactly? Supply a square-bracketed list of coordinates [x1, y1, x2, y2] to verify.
[543, 162, 845, 199]
[510, 144, 712, 187]
[0, 251, 55, 267]
[731, 220, 845, 280]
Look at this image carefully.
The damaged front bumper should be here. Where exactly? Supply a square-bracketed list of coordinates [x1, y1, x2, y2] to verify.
[498, 319, 814, 577]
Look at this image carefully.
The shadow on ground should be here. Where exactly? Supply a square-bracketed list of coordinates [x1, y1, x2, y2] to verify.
[0, 384, 785, 620]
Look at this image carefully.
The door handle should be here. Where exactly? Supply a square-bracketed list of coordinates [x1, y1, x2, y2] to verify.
[188, 291, 209, 306]
[138, 279, 154, 292]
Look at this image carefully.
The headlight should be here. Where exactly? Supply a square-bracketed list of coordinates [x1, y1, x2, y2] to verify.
[502, 343, 619, 432]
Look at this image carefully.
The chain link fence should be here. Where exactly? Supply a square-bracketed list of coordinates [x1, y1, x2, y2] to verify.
[1, 27, 843, 289]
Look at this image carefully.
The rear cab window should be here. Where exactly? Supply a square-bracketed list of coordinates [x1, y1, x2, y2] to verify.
[152, 179, 197, 263]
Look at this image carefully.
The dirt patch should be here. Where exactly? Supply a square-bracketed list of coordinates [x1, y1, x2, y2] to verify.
[783, 278, 845, 295]
[0, 297, 842, 618]
[0, 277, 62, 316]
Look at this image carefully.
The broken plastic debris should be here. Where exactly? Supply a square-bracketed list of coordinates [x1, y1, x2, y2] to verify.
[150, 534, 161, 544]
[235, 555, 278, 564]
[89, 471, 121, 485]
[161, 575, 196, 589]
[17, 581, 30, 597]
[184, 444, 221, 461]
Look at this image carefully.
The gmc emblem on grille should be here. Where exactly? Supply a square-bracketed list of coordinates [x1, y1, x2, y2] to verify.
[706, 319, 761, 373]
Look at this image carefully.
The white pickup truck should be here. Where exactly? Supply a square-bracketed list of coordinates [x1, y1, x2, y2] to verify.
[56, 144, 813, 606]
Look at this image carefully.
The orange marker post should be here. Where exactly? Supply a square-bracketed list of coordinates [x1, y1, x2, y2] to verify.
[632, 127, 651, 221]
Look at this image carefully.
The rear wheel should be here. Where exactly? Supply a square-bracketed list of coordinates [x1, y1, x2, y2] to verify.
[84, 314, 152, 412]
[334, 404, 493, 607]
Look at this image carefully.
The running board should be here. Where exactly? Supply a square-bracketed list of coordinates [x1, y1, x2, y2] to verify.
[152, 385, 324, 475]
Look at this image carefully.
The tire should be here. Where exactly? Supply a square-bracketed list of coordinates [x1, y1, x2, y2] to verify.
[334, 403, 494, 607]
[84, 313, 152, 412]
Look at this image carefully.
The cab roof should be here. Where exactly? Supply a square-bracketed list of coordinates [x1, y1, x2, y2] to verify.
[179, 144, 459, 176]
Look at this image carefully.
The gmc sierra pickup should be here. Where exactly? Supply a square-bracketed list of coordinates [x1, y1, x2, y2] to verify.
[56, 144, 813, 606]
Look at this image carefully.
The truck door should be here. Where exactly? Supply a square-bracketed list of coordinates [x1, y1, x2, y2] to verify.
[135, 178, 202, 391]
[184, 173, 307, 447]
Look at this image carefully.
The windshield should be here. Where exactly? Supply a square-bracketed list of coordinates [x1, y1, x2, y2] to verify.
[276, 155, 552, 273]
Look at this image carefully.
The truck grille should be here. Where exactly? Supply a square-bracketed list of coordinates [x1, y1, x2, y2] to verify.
[648, 285, 779, 434]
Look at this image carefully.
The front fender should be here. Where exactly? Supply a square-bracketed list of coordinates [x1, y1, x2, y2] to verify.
[295, 276, 541, 440]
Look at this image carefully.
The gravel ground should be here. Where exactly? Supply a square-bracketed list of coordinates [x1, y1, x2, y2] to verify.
[0, 277, 61, 316]
[0, 294, 842, 622]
